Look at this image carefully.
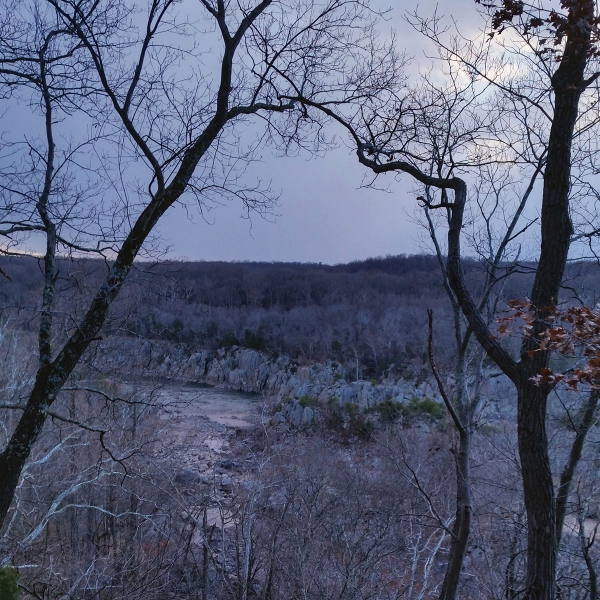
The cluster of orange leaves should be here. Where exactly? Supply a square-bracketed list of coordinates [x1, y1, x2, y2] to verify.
[498, 299, 600, 389]
[480, 0, 600, 60]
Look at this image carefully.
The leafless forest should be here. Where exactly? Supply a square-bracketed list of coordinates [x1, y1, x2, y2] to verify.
[5, 254, 599, 377]
[1, 255, 600, 599]
[3, 0, 600, 598]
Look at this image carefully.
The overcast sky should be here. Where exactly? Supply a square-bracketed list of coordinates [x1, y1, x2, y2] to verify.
[3, 0, 485, 264]
[156, 0, 483, 265]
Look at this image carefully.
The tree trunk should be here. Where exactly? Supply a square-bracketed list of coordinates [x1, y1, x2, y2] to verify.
[517, 377, 556, 600]
[0, 369, 57, 526]
[516, 7, 592, 595]
[555, 389, 600, 546]
[0, 105, 233, 531]
[439, 429, 472, 600]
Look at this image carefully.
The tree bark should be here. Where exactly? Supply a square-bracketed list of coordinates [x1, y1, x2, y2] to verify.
[516, 377, 556, 600]
[516, 7, 592, 596]
[555, 389, 600, 546]
[439, 429, 472, 600]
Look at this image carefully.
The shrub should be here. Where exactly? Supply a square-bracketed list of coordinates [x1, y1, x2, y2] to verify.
[125, 319, 138, 336]
[164, 318, 185, 342]
[378, 397, 404, 423]
[477, 422, 501, 436]
[298, 395, 319, 408]
[401, 396, 446, 422]
[353, 415, 376, 439]
[342, 402, 375, 438]
[0, 566, 19, 600]
[244, 328, 266, 351]
[207, 320, 218, 338]
[326, 397, 344, 430]
[220, 332, 240, 347]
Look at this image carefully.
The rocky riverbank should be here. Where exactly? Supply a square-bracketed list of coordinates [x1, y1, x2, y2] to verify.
[161, 345, 430, 399]
[101, 338, 442, 428]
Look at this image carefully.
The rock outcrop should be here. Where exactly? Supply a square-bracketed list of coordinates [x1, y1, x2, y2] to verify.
[154, 345, 435, 411]
[100, 338, 442, 428]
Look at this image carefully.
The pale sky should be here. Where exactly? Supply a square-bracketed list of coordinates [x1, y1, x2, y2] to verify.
[157, 0, 484, 264]
[2, 0, 486, 264]
[157, 147, 420, 264]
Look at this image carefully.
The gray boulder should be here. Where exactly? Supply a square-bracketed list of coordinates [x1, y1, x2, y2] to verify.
[174, 469, 200, 485]
[290, 404, 304, 428]
[301, 406, 314, 424]
[270, 411, 286, 425]
[220, 475, 234, 491]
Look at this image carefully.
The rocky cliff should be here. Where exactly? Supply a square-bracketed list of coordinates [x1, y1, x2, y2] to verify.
[101, 338, 440, 428]
[153, 345, 437, 421]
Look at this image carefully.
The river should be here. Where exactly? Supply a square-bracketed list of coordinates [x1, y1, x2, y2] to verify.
[154, 381, 263, 427]
[144, 381, 265, 463]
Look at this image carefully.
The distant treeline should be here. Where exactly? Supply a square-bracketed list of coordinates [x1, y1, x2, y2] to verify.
[2, 254, 599, 379]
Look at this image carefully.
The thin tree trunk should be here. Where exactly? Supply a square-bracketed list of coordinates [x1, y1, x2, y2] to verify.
[516, 378, 556, 600]
[428, 311, 473, 600]
[439, 430, 472, 600]
[580, 516, 598, 600]
[202, 506, 209, 600]
[555, 389, 600, 545]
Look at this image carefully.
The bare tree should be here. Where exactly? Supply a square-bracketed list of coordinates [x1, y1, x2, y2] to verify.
[298, 1, 600, 598]
[0, 0, 401, 531]
[418, 71, 541, 597]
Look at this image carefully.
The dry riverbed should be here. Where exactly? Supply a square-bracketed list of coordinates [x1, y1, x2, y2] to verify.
[147, 382, 268, 526]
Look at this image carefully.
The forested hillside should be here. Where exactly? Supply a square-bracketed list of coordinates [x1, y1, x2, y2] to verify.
[2, 254, 600, 600]
[2, 254, 599, 381]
